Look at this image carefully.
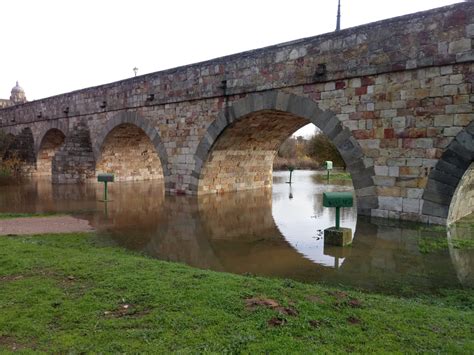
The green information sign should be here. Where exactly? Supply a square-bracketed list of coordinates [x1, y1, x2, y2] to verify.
[323, 192, 354, 229]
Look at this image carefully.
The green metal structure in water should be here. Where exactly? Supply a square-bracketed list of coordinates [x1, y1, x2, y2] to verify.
[323, 191, 353, 229]
[98, 173, 114, 202]
[287, 166, 295, 184]
[323, 191, 354, 246]
[324, 161, 333, 182]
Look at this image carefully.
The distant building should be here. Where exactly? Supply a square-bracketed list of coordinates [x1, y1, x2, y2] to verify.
[0, 99, 10, 109]
[0, 81, 27, 108]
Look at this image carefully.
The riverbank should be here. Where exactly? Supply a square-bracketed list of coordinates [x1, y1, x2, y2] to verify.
[0, 212, 62, 219]
[0, 215, 94, 235]
[0, 232, 472, 352]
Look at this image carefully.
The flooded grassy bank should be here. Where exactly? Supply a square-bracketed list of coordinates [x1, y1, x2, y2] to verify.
[0, 232, 472, 353]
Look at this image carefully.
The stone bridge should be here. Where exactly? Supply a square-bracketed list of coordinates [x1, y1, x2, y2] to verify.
[0, 2, 473, 225]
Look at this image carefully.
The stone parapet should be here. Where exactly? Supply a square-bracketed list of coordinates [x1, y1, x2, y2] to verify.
[0, 3, 472, 127]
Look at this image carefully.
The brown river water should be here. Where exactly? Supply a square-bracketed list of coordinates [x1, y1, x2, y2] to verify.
[1, 170, 473, 295]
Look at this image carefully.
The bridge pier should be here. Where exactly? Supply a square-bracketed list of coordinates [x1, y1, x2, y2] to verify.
[2, 127, 35, 175]
[52, 121, 95, 184]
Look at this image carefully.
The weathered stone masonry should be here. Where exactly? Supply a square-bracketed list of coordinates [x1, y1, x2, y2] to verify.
[35, 128, 65, 176]
[0, 3, 473, 224]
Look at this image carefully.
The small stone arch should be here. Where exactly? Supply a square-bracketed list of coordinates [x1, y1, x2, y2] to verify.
[34, 120, 68, 156]
[191, 91, 378, 215]
[35, 128, 67, 177]
[422, 121, 474, 224]
[93, 111, 170, 183]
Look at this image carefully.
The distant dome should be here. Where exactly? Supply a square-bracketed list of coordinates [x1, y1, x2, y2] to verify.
[10, 81, 27, 104]
[11, 81, 24, 93]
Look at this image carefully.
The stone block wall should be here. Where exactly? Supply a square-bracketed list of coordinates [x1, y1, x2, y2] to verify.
[286, 63, 473, 223]
[3, 127, 36, 174]
[52, 120, 95, 184]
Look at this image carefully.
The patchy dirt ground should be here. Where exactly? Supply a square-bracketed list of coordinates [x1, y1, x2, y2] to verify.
[0, 216, 94, 235]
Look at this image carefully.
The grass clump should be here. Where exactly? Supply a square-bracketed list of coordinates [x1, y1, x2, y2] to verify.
[418, 237, 449, 254]
[0, 212, 63, 219]
[312, 172, 352, 182]
[0, 233, 472, 353]
[418, 237, 474, 254]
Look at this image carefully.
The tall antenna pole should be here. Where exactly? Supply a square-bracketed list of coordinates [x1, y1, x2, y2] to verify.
[336, 0, 341, 31]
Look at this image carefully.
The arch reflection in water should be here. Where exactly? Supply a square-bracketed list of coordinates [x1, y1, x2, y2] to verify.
[88, 173, 464, 293]
[272, 170, 356, 267]
[0, 172, 471, 294]
[448, 217, 474, 287]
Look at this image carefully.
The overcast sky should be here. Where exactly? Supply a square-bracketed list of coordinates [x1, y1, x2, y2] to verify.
[1, 0, 462, 136]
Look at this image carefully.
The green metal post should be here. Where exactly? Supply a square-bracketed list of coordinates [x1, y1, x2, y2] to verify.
[104, 199, 109, 219]
[327, 170, 330, 182]
[104, 181, 108, 202]
[335, 206, 340, 229]
[287, 166, 294, 184]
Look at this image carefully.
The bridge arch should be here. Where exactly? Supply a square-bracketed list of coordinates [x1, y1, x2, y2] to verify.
[191, 91, 377, 215]
[422, 121, 474, 224]
[35, 127, 67, 177]
[93, 111, 170, 184]
[34, 121, 68, 155]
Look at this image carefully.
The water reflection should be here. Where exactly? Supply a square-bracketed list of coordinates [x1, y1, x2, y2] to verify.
[272, 171, 356, 267]
[0, 178, 100, 214]
[448, 217, 474, 287]
[0, 173, 472, 294]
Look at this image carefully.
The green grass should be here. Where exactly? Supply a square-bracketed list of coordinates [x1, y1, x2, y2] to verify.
[0, 233, 473, 353]
[418, 237, 474, 254]
[0, 212, 64, 219]
[312, 172, 352, 181]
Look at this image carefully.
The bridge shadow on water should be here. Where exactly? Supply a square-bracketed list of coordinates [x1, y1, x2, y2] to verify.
[0, 172, 472, 295]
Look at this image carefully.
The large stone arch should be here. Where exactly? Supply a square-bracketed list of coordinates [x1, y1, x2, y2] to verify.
[93, 111, 170, 184]
[191, 91, 377, 216]
[422, 121, 474, 224]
